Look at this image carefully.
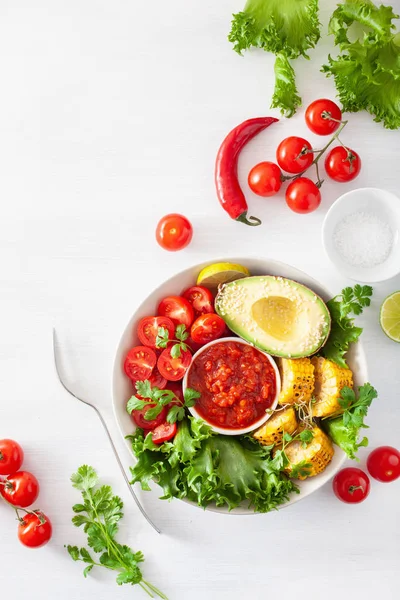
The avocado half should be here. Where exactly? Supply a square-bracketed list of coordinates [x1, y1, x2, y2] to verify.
[215, 276, 331, 358]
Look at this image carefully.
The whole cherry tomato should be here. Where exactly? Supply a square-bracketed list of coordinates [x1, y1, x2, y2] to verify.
[305, 99, 342, 135]
[1, 471, 40, 507]
[276, 137, 313, 174]
[18, 511, 52, 548]
[367, 446, 400, 482]
[332, 468, 370, 504]
[156, 214, 193, 251]
[0, 439, 24, 476]
[248, 161, 282, 197]
[285, 177, 321, 214]
[324, 146, 361, 182]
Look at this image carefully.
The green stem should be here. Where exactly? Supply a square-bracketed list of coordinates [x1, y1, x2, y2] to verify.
[142, 580, 169, 600]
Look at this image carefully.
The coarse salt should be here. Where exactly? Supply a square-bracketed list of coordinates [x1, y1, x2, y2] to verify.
[334, 211, 393, 268]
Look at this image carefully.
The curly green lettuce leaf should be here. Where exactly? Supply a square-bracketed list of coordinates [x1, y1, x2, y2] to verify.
[323, 0, 400, 129]
[228, 0, 320, 116]
[271, 53, 302, 117]
[129, 417, 298, 513]
[322, 383, 378, 459]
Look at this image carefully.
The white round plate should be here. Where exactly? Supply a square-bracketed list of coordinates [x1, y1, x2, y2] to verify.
[112, 258, 368, 515]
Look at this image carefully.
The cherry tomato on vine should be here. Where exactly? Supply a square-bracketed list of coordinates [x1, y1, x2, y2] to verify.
[182, 286, 214, 316]
[0, 439, 24, 476]
[130, 404, 168, 430]
[158, 295, 194, 328]
[285, 177, 321, 214]
[248, 161, 282, 197]
[332, 468, 370, 504]
[305, 99, 342, 135]
[324, 146, 361, 182]
[124, 346, 157, 382]
[155, 213, 193, 251]
[137, 316, 175, 348]
[276, 137, 313, 174]
[367, 446, 400, 482]
[18, 511, 52, 548]
[157, 347, 192, 381]
[0, 471, 40, 507]
[151, 422, 177, 444]
[190, 314, 226, 345]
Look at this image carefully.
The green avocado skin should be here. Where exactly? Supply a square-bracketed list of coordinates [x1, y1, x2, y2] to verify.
[215, 276, 331, 358]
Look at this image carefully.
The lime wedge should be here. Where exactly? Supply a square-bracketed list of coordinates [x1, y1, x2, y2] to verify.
[380, 291, 400, 343]
[197, 262, 250, 292]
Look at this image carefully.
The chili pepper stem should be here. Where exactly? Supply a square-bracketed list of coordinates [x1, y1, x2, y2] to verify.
[236, 212, 262, 226]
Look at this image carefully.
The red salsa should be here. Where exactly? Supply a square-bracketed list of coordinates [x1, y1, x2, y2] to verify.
[187, 341, 276, 429]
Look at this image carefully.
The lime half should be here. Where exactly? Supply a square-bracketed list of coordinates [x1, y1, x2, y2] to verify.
[197, 262, 250, 292]
[380, 291, 400, 342]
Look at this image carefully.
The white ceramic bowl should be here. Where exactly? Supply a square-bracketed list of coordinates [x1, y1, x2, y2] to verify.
[112, 258, 369, 514]
[182, 337, 281, 435]
[322, 187, 400, 283]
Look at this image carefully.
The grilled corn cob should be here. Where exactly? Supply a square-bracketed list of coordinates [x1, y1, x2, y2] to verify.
[277, 358, 314, 405]
[311, 357, 353, 418]
[253, 407, 298, 446]
[284, 425, 334, 480]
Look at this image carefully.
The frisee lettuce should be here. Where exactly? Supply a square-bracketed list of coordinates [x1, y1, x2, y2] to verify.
[129, 417, 298, 512]
[228, 0, 321, 117]
[322, 0, 400, 129]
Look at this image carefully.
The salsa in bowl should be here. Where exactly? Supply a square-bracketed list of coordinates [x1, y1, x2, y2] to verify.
[183, 337, 281, 435]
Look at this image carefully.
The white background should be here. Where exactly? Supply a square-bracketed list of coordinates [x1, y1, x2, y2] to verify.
[0, 1, 399, 599]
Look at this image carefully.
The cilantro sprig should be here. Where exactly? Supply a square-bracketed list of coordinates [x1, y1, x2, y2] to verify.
[127, 381, 200, 424]
[322, 383, 378, 460]
[155, 324, 190, 358]
[322, 285, 373, 368]
[66, 465, 167, 598]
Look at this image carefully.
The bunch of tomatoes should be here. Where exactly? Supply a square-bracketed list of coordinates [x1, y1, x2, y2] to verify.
[333, 446, 400, 504]
[248, 99, 361, 214]
[124, 286, 226, 442]
[0, 438, 52, 548]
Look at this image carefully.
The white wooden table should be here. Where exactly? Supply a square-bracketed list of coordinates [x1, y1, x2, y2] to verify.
[0, 1, 399, 598]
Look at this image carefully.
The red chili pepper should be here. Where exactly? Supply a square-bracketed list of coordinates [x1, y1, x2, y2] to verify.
[215, 117, 279, 226]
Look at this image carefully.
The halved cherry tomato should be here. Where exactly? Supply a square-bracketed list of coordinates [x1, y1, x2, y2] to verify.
[190, 314, 226, 345]
[182, 286, 214, 316]
[248, 161, 282, 197]
[137, 316, 175, 348]
[155, 213, 193, 252]
[157, 347, 192, 381]
[324, 146, 361, 182]
[0, 439, 24, 476]
[0, 471, 39, 507]
[164, 381, 184, 405]
[285, 177, 321, 214]
[151, 421, 177, 444]
[18, 511, 52, 548]
[305, 99, 342, 136]
[148, 368, 167, 390]
[367, 446, 400, 482]
[130, 403, 168, 430]
[158, 296, 194, 328]
[276, 136, 313, 174]
[332, 468, 370, 504]
[124, 346, 157, 382]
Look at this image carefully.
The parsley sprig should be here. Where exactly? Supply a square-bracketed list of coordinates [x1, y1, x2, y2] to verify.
[323, 384, 378, 425]
[127, 381, 200, 424]
[322, 285, 373, 368]
[66, 466, 167, 598]
[156, 324, 190, 358]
